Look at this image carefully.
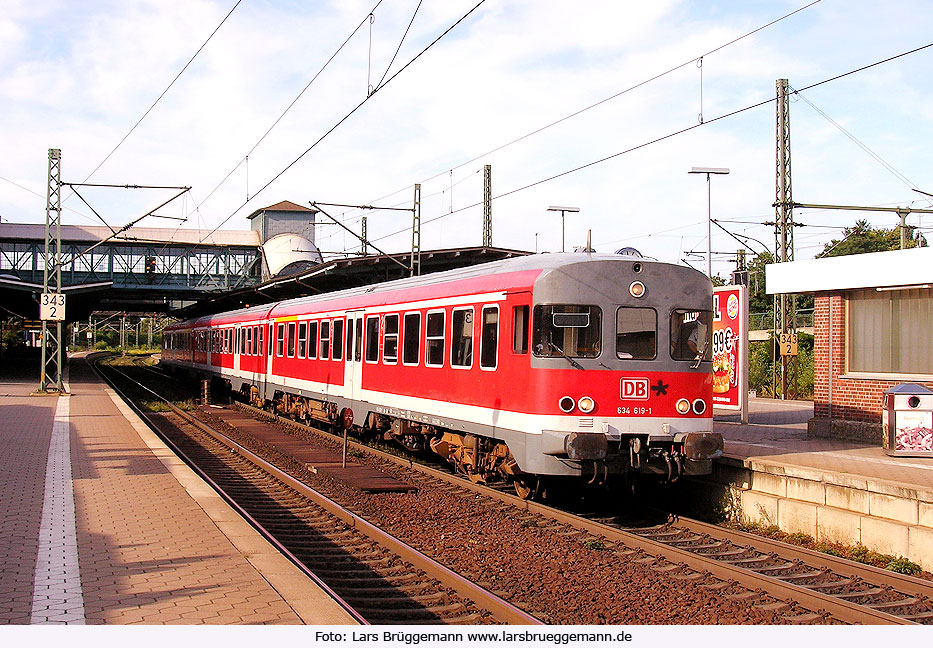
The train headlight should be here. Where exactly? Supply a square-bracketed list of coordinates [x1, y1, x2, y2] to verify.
[558, 396, 576, 413]
[676, 398, 691, 415]
[578, 396, 595, 413]
[629, 281, 646, 298]
[692, 399, 707, 415]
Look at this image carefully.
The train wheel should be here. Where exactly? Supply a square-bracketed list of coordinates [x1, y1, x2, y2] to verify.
[513, 476, 539, 500]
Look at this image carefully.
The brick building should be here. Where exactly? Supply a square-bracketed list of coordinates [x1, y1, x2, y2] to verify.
[767, 247, 933, 442]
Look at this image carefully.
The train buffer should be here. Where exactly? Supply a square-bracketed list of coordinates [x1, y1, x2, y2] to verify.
[201, 407, 415, 493]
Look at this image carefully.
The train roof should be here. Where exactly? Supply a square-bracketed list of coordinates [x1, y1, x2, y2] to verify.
[167, 253, 702, 330]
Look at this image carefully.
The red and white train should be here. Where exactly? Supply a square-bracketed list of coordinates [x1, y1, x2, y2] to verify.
[162, 253, 723, 498]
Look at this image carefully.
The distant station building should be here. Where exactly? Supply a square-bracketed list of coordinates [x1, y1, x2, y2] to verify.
[767, 247, 933, 441]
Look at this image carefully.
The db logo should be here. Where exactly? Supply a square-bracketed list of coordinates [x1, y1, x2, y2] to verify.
[620, 378, 649, 400]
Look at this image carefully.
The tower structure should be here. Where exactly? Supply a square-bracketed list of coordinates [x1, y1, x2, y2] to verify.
[773, 79, 798, 398]
[39, 148, 65, 393]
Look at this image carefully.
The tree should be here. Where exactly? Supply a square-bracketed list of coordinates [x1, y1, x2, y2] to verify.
[819, 218, 925, 258]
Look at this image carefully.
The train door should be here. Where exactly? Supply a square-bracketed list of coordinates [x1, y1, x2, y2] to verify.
[344, 310, 364, 403]
[234, 324, 241, 373]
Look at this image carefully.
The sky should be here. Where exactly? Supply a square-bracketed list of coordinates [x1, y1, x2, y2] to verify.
[2, 0, 932, 282]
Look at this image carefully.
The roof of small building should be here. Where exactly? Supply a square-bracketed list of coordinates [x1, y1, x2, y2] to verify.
[246, 200, 316, 219]
[766, 246, 933, 294]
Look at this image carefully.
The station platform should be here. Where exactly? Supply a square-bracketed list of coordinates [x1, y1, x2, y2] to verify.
[0, 353, 356, 625]
[711, 398, 933, 571]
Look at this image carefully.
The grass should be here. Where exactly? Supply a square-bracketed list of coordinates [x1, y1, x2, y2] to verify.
[729, 520, 923, 576]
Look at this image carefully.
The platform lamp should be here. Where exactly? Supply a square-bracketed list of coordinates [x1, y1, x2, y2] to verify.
[688, 167, 729, 278]
[547, 206, 580, 253]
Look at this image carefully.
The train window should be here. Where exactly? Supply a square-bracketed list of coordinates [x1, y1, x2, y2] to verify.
[512, 305, 529, 354]
[269, 324, 274, 356]
[451, 308, 473, 368]
[235, 328, 240, 354]
[532, 305, 601, 358]
[403, 313, 420, 365]
[425, 310, 445, 367]
[354, 318, 363, 362]
[365, 316, 380, 363]
[345, 318, 354, 359]
[241, 328, 247, 355]
[276, 323, 285, 357]
[670, 309, 712, 362]
[616, 308, 657, 360]
[321, 320, 331, 360]
[246, 326, 253, 356]
[480, 306, 499, 370]
[383, 314, 399, 364]
[258, 326, 264, 356]
[332, 319, 344, 361]
[297, 321, 307, 358]
[308, 321, 318, 359]
[287, 322, 296, 357]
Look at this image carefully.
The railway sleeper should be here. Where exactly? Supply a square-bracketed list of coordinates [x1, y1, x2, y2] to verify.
[866, 597, 919, 610]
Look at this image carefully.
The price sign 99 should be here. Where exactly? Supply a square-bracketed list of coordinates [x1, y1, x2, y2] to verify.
[712, 327, 734, 356]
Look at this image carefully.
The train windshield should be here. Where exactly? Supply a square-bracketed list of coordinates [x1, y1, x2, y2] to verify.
[616, 307, 657, 359]
[670, 309, 713, 361]
[532, 305, 601, 358]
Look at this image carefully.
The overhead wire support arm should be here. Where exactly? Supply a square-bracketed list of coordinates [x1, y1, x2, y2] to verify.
[310, 202, 410, 273]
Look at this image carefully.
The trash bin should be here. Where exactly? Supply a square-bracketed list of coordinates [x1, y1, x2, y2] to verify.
[882, 383, 933, 457]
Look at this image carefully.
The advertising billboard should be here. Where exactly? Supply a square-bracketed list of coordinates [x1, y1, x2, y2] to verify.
[712, 285, 748, 419]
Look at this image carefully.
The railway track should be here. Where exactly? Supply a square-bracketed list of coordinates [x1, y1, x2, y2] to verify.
[95, 356, 540, 626]
[103, 356, 933, 624]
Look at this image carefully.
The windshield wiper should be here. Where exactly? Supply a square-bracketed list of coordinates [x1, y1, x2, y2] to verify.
[548, 341, 584, 370]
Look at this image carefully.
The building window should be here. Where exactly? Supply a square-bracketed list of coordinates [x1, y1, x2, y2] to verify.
[403, 312, 420, 365]
[848, 287, 933, 375]
[425, 310, 445, 367]
[616, 307, 657, 359]
[480, 306, 498, 370]
[383, 314, 399, 364]
[451, 308, 473, 368]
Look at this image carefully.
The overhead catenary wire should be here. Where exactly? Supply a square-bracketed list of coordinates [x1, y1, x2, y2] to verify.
[361, 0, 825, 208]
[368, 40, 933, 249]
[195, 0, 488, 246]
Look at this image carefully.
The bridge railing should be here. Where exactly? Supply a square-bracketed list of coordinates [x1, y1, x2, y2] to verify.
[749, 308, 814, 331]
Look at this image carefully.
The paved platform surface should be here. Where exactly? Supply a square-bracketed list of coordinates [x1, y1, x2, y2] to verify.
[0, 354, 355, 625]
[715, 398, 933, 491]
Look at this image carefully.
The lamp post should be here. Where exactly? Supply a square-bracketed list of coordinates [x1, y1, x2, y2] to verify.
[688, 167, 729, 278]
[547, 206, 580, 252]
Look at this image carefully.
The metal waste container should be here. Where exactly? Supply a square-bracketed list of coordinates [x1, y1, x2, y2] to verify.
[882, 383, 933, 457]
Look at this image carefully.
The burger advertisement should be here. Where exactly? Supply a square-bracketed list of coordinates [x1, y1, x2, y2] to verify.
[712, 286, 747, 409]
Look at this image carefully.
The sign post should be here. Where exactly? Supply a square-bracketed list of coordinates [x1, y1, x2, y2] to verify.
[712, 285, 749, 424]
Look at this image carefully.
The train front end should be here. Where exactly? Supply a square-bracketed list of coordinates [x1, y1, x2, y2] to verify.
[518, 254, 723, 485]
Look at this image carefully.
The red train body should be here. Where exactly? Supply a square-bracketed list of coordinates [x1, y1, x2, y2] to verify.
[162, 253, 723, 497]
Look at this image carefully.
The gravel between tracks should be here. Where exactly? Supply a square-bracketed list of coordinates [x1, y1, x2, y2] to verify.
[192, 408, 817, 625]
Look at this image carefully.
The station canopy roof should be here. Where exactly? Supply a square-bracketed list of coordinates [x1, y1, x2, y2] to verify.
[173, 246, 531, 319]
[766, 246, 933, 294]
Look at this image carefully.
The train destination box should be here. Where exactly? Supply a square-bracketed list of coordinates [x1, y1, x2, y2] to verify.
[882, 383, 933, 457]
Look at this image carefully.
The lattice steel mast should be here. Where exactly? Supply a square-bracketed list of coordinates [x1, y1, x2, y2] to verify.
[773, 79, 797, 399]
[39, 148, 65, 393]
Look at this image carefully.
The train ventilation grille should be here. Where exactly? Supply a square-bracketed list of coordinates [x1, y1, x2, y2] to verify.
[578, 418, 594, 428]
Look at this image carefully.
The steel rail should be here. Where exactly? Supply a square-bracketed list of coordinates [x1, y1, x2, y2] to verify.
[230, 401, 917, 625]
[92, 358, 367, 625]
[103, 360, 542, 625]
